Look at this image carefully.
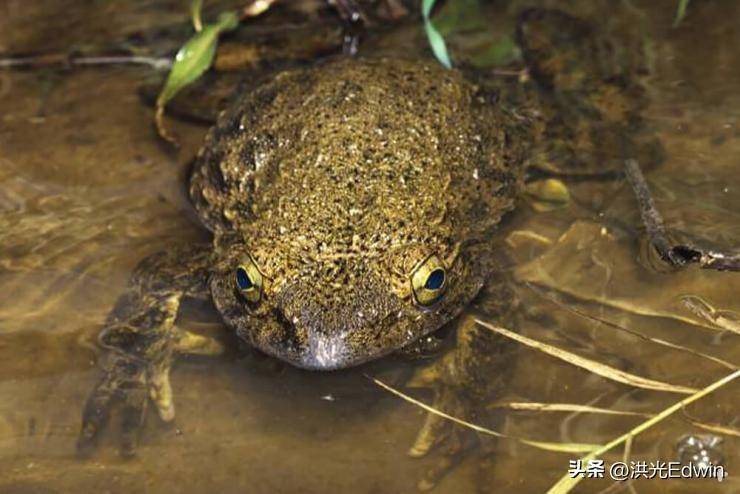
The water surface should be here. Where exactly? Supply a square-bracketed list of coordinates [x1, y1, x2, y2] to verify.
[1, 1, 738, 493]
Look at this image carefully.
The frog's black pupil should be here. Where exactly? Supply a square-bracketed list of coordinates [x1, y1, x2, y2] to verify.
[424, 269, 445, 290]
[236, 267, 254, 290]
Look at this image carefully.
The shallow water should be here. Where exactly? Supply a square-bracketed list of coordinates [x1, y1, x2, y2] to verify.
[0, 1, 738, 493]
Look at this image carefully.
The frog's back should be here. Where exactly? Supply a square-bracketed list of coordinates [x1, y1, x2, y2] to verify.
[189, 57, 525, 240]
[185, 12, 661, 370]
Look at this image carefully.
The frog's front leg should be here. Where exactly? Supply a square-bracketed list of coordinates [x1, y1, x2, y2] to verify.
[77, 244, 214, 457]
[408, 285, 518, 490]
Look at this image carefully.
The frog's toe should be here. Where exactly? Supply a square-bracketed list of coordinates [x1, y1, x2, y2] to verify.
[148, 365, 175, 422]
[77, 357, 161, 458]
[119, 383, 149, 458]
[408, 401, 451, 458]
[417, 433, 476, 492]
[174, 329, 225, 356]
[409, 387, 480, 490]
[77, 375, 118, 457]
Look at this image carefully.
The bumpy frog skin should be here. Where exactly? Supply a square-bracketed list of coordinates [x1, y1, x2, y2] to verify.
[191, 58, 528, 369]
[78, 9, 659, 467]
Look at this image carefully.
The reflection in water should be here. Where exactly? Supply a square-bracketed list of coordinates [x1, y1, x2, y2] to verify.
[0, 1, 738, 493]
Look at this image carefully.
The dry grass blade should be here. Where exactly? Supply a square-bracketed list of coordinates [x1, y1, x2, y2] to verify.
[369, 376, 600, 454]
[684, 418, 740, 438]
[547, 369, 740, 493]
[681, 409, 740, 438]
[489, 401, 651, 418]
[596, 436, 638, 494]
[681, 295, 740, 335]
[242, 0, 280, 18]
[525, 283, 738, 371]
[474, 319, 699, 394]
[191, 0, 204, 31]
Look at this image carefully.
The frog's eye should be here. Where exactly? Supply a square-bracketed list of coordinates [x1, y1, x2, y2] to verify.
[411, 255, 447, 307]
[235, 254, 263, 303]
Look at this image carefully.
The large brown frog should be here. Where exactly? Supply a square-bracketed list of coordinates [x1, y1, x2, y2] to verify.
[77, 9, 661, 481]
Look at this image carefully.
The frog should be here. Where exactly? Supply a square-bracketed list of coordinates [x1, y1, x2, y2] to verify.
[77, 7, 664, 484]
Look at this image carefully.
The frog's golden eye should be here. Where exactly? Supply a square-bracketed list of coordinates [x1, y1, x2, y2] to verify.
[411, 255, 447, 306]
[235, 254, 263, 303]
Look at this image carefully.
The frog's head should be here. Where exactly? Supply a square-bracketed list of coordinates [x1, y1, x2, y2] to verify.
[201, 58, 521, 370]
[210, 230, 491, 370]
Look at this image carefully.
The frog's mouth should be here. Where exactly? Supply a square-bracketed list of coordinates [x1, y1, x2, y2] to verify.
[211, 260, 484, 371]
[261, 308, 415, 371]
[253, 293, 474, 371]
[245, 327, 404, 371]
[261, 322, 447, 371]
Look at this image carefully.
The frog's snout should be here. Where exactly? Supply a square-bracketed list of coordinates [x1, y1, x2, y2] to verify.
[301, 330, 352, 370]
[275, 303, 372, 371]
[274, 278, 401, 371]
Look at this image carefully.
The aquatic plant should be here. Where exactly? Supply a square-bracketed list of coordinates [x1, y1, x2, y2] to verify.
[155, 0, 277, 142]
[674, 0, 691, 27]
[155, 9, 239, 142]
[422, 0, 452, 68]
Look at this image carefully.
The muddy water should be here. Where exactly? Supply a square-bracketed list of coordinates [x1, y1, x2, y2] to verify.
[0, 1, 738, 493]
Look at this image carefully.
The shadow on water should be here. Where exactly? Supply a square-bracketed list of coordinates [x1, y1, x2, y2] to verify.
[0, 1, 738, 493]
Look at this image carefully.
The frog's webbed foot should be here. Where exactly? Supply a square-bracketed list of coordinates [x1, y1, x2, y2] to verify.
[78, 353, 161, 457]
[408, 361, 480, 491]
[77, 245, 212, 457]
[406, 311, 515, 491]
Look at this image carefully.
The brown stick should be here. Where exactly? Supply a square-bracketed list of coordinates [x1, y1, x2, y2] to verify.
[0, 53, 171, 70]
[624, 159, 740, 272]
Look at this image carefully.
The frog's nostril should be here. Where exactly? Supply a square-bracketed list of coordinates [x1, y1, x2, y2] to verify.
[273, 307, 302, 350]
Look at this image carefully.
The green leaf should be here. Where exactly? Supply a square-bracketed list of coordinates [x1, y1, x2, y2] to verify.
[426, 0, 519, 69]
[673, 0, 690, 27]
[158, 11, 238, 108]
[422, 0, 452, 69]
[155, 11, 239, 142]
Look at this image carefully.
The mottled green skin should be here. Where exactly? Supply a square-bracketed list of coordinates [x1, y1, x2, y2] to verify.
[78, 57, 533, 456]
[78, 10, 658, 461]
[191, 58, 530, 369]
